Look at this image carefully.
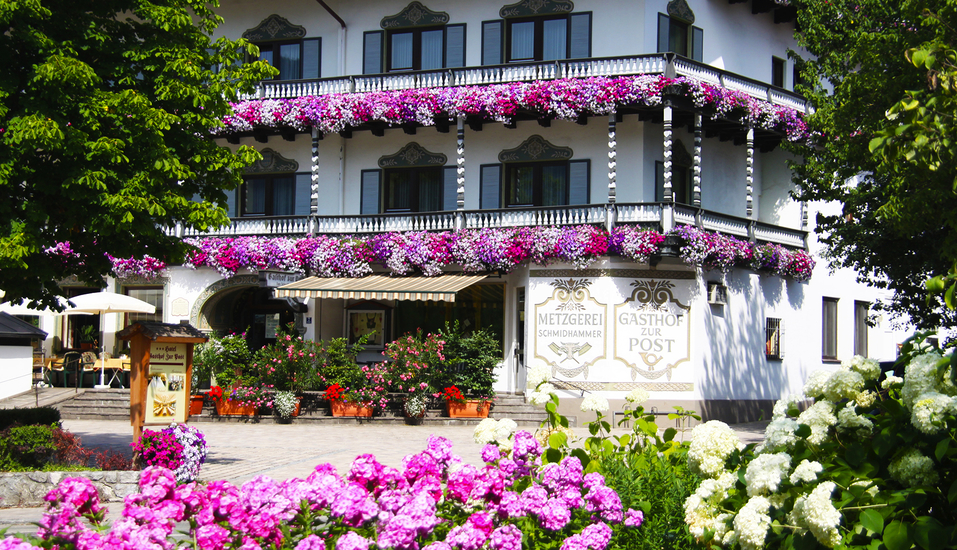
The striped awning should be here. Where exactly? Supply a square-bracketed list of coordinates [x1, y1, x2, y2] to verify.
[274, 273, 489, 302]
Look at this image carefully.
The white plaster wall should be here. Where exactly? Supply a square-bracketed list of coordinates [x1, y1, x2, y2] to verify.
[214, 0, 801, 84]
[0, 347, 33, 400]
[759, 148, 802, 230]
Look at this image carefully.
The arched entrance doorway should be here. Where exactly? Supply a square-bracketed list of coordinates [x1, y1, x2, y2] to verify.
[196, 282, 306, 352]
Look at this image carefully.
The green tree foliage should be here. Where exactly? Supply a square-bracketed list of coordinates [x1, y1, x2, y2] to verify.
[788, 1, 957, 329]
[0, 0, 275, 309]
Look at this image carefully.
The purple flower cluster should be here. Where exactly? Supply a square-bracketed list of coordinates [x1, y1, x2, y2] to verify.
[130, 424, 208, 483]
[65, 224, 815, 282]
[4, 434, 642, 550]
[219, 76, 809, 142]
[109, 254, 168, 280]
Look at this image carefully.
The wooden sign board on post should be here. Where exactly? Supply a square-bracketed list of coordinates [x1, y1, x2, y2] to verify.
[117, 322, 208, 441]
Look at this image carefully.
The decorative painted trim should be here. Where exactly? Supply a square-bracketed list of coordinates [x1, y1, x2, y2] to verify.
[693, 112, 702, 207]
[381, 2, 450, 29]
[378, 142, 447, 168]
[500, 0, 574, 18]
[189, 275, 259, 329]
[746, 128, 755, 218]
[311, 133, 320, 216]
[662, 106, 673, 202]
[456, 117, 465, 209]
[667, 0, 695, 24]
[244, 149, 299, 174]
[498, 135, 573, 163]
[549, 380, 695, 392]
[530, 269, 696, 279]
[242, 14, 307, 42]
[115, 276, 169, 287]
[607, 112, 617, 203]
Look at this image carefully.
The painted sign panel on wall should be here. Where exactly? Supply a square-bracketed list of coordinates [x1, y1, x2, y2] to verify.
[530, 270, 694, 394]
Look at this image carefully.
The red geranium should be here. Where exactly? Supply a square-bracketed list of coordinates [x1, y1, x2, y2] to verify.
[442, 385, 465, 403]
[325, 383, 346, 401]
[206, 386, 224, 403]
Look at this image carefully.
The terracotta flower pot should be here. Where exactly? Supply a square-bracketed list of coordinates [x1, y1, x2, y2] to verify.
[447, 400, 491, 418]
[215, 399, 258, 416]
[189, 395, 204, 416]
[330, 399, 373, 417]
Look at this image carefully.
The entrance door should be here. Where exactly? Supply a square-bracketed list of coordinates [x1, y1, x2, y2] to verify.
[515, 287, 526, 391]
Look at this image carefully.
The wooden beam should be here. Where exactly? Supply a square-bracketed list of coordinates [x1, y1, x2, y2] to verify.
[468, 119, 483, 132]
[576, 114, 588, 126]
[226, 135, 240, 145]
[339, 129, 352, 139]
[436, 121, 450, 133]
[253, 130, 268, 143]
[280, 129, 296, 142]
[371, 127, 385, 137]
[504, 119, 517, 129]
[402, 124, 417, 135]
[537, 118, 551, 128]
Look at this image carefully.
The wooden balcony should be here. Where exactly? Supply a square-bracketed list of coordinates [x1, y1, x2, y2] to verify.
[169, 203, 807, 249]
[239, 54, 810, 115]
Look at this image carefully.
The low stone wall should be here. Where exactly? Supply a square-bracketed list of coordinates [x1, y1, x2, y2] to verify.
[0, 471, 141, 509]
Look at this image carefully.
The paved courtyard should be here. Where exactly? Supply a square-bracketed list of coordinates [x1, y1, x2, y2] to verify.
[0, 418, 768, 534]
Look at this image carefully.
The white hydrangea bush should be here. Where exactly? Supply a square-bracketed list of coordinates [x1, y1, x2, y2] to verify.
[684, 343, 957, 550]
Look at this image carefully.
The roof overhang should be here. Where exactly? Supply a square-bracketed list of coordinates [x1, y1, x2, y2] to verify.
[274, 273, 489, 302]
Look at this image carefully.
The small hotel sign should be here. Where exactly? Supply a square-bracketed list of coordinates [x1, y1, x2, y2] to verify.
[260, 271, 303, 288]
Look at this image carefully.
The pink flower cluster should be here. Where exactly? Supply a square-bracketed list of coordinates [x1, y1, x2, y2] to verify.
[109, 255, 168, 280]
[672, 225, 814, 280]
[2, 434, 642, 550]
[219, 76, 809, 142]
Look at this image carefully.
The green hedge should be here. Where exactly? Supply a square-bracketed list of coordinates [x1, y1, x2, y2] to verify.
[0, 406, 61, 431]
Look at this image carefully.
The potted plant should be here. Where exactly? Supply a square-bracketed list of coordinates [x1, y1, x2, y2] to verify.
[272, 390, 300, 422]
[442, 385, 492, 418]
[78, 325, 99, 352]
[435, 322, 498, 416]
[403, 393, 428, 424]
[325, 382, 373, 417]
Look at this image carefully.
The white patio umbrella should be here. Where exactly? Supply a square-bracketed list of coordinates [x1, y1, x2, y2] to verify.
[65, 292, 156, 388]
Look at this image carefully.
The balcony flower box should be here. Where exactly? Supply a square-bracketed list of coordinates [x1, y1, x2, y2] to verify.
[330, 399, 373, 417]
[215, 399, 258, 416]
[447, 400, 491, 419]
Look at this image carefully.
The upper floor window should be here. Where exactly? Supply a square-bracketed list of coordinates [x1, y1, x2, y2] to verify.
[481, 135, 589, 209]
[822, 297, 839, 361]
[243, 15, 320, 81]
[656, 0, 702, 62]
[361, 143, 457, 214]
[123, 286, 164, 325]
[364, 2, 464, 74]
[854, 301, 869, 357]
[483, 1, 590, 65]
[772, 56, 786, 88]
[233, 149, 311, 218]
[655, 140, 694, 205]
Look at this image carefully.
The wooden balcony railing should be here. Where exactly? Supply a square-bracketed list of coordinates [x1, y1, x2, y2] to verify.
[167, 202, 807, 249]
[239, 54, 810, 115]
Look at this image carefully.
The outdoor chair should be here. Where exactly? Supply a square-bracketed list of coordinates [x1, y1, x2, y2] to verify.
[32, 350, 46, 386]
[59, 352, 81, 388]
[79, 351, 98, 388]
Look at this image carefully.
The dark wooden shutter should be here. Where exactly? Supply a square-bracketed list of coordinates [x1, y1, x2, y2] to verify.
[443, 166, 458, 211]
[655, 161, 665, 202]
[657, 14, 670, 53]
[360, 170, 381, 214]
[446, 24, 466, 68]
[302, 38, 321, 79]
[482, 20, 503, 65]
[295, 173, 312, 216]
[691, 27, 703, 62]
[480, 164, 501, 209]
[226, 188, 237, 218]
[569, 13, 591, 59]
[568, 160, 590, 205]
[363, 31, 383, 74]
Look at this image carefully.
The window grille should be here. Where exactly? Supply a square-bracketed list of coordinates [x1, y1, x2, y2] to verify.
[766, 317, 783, 359]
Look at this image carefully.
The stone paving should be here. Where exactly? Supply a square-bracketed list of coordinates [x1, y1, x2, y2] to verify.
[0, 417, 769, 535]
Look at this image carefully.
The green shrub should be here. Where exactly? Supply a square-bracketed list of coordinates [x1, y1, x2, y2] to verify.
[249, 323, 321, 393]
[0, 406, 61, 430]
[0, 424, 57, 470]
[602, 446, 700, 550]
[193, 331, 252, 389]
[316, 335, 368, 389]
[436, 321, 499, 398]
